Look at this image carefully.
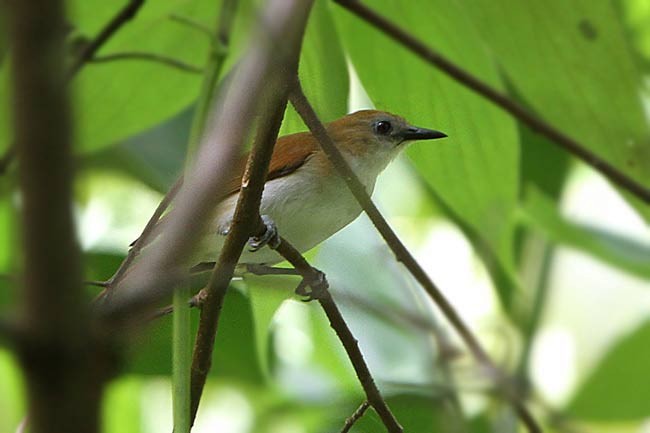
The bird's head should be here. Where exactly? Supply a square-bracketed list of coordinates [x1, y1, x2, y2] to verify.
[326, 110, 446, 170]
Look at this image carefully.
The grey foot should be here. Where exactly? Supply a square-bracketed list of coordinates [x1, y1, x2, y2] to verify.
[248, 215, 280, 252]
[295, 269, 328, 302]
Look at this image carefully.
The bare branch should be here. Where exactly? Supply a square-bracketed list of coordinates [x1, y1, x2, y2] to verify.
[272, 238, 403, 433]
[340, 401, 370, 433]
[91, 52, 203, 74]
[289, 81, 542, 433]
[333, 0, 650, 205]
[7, 0, 114, 430]
[159, 0, 314, 425]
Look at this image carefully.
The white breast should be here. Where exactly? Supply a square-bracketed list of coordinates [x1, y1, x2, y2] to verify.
[193, 155, 378, 266]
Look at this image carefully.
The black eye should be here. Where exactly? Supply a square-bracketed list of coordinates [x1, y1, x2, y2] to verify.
[374, 120, 392, 135]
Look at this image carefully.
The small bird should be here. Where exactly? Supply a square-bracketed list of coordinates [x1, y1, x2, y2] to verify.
[190, 109, 447, 267]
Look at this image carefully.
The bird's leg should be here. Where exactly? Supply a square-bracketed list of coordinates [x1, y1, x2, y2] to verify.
[218, 214, 280, 252]
[248, 214, 280, 252]
[295, 268, 328, 302]
[244, 264, 300, 276]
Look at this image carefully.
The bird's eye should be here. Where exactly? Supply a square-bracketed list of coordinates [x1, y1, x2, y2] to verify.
[374, 120, 393, 135]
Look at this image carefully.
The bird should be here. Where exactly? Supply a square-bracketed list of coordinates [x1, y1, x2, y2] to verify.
[187, 109, 447, 268]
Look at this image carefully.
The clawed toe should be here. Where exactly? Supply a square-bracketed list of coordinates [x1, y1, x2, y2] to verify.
[295, 269, 328, 301]
[248, 215, 280, 252]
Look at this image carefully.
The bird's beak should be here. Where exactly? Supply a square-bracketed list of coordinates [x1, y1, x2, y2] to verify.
[400, 125, 447, 141]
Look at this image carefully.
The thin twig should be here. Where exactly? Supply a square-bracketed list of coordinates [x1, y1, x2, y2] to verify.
[288, 82, 542, 433]
[273, 238, 403, 433]
[169, 14, 214, 39]
[333, 0, 650, 205]
[340, 401, 370, 433]
[91, 52, 203, 74]
[67, 0, 145, 79]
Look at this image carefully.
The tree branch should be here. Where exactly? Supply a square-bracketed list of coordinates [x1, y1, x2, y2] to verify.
[7, 0, 114, 431]
[340, 401, 370, 433]
[333, 0, 650, 205]
[288, 81, 542, 433]
[272, 239, 403, 433]
[184, 1, 314, 425]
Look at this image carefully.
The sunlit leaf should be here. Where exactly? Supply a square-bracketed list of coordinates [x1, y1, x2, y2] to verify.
[569, 320, 650, 420]
[465, 0, 650, 220]
[280, 0, 349, 135]
[349, 394, 446, 433]
[125, 287, 264, 384]
[103, 378, 142, 433]
[67, 0, 216, 152]
[244, 274, 295, 378]
[521, 186, 650, 279]
[332, 0, 520, 307]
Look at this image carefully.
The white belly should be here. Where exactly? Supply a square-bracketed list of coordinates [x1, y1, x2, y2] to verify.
[193, 165, 373, 266]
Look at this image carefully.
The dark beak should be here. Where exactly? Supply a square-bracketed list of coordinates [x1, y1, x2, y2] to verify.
[401, 126, 447, 141]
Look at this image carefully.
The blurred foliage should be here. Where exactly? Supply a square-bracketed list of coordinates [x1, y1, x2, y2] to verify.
[568, 319, 650, 420]
[1, 0, 650, 432]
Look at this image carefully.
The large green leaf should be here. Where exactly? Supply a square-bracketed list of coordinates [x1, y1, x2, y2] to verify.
[568, 320, 650, 420]
[466, 0, 650, 220]
[349, 394, 446, 433]
[280, 0, 349, 135]
[244, 274, 295, 378]
[67, 0, 216, 152]
[332, 0, 520, 274]
[125, 286, 264, 384]
[521, 186, 650, 280]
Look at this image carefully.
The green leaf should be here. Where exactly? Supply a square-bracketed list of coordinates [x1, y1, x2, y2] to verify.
[349, 394, 446, 433]
[125, 287, 264, 384]
[0, 351, 25, 433]
[244, 274, 295, 378]
[332, 0, 520, 283]
[280, 0, 349, 135]
[103, 378, 142, 433]
[80, 106, 192, 193]
[568, 320, 650, 420]
[465, 0, 650, 220]
[67, 0, 217, 152]
[521, 186, 650, 280]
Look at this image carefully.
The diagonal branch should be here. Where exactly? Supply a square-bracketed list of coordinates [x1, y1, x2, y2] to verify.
[340, 401, 371, 433]
[186, 1, 314, 425]
[273, 239, 403, 433]
[333, 0, 650, 205]
[288, 81, 542, 433]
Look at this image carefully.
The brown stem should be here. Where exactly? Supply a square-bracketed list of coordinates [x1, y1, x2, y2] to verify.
[273, 239, 402, 433]
[7, 0, 114, 431]
[340, 401, 370, 433]
[91, 52, 203, 74]
[333, 0, 650, 205]
[289, 82, 542, 433]
[187, 0, 314, 425]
